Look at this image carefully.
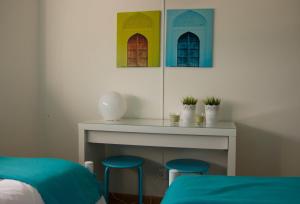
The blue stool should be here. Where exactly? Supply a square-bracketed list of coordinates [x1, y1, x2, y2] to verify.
[166, 159, 210, 185]
[102, 155, 144, 204]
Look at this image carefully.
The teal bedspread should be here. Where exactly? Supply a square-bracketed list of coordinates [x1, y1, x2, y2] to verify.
[162, 175, 300, 204]
[0, 157, 102, 204]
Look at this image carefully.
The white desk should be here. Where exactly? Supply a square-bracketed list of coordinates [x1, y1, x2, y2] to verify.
[78, 119, 236, 176]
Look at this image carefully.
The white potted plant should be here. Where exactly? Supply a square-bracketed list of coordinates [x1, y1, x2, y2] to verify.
[203, 97, 221, 126]
[180, 96, 198, 125]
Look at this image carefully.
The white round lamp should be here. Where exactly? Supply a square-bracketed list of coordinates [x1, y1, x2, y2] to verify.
[98, 91, 127, 121]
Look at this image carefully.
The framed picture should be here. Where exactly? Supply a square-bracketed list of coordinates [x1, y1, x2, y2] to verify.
[166, 9, 214, 68]
[117, 11, 161, 68]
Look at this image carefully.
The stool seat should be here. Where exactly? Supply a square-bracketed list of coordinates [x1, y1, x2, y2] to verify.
[166, 159, 209, 173]
[102, 155, 144, 169]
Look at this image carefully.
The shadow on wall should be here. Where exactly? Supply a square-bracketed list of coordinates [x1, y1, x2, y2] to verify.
[221, 100, 300, 176]
[218, 100, 234, 121]
[236, 123, 281, 176]
[236, 121, 300, 176]
[124, 94, 144, 118]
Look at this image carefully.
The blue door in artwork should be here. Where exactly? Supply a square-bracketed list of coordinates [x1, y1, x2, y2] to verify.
[177, 32, 199, 67]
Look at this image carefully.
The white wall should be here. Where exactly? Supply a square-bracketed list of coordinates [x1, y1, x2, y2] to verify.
[0, 0, 40, 157]
[40, 0, 164, 159]
[39, 0, 300, 196]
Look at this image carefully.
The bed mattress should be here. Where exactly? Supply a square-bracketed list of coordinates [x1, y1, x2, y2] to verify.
[0, 179, 43, 204]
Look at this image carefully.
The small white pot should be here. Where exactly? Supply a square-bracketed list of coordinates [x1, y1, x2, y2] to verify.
[205, 105, 219, 125]
[180, 105, 196, 125]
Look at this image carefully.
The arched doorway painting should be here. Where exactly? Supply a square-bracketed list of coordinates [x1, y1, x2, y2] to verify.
[177, 32, 199, 67]
[166, 9, 214, 67]
[116, 11, 161, 67]
[127, 33, 148, 67]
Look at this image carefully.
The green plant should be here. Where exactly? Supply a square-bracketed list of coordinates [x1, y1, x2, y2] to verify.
[203, 97, 221, 106]
[182, 96, 198, 105]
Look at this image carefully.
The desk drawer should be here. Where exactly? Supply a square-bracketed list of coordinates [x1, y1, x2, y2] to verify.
[88, 131, 228, 150]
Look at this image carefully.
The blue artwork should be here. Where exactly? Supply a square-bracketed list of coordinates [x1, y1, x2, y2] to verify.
[166, 9, 214, 68]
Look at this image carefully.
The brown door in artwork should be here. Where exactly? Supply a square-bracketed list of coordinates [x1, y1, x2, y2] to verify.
[127, 33, 148, 67]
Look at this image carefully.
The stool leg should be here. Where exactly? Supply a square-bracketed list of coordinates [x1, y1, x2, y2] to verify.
[138, 166, 143, 204]
[104, 167, 110, 203]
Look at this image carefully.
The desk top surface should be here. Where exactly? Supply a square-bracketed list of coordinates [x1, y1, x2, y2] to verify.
[80, 118, 236, 129]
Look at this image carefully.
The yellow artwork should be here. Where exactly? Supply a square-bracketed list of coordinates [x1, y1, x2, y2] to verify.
[117, 11, 161, 68]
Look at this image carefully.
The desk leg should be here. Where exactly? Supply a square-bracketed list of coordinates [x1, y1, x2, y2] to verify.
[79, 127, 86, 164]
[227, 136, 236, 176]
[79, 127, 106, 180]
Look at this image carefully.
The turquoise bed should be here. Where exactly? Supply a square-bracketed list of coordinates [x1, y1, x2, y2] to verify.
[0, 157, 103, 204]
[162, 175, 300, 204]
